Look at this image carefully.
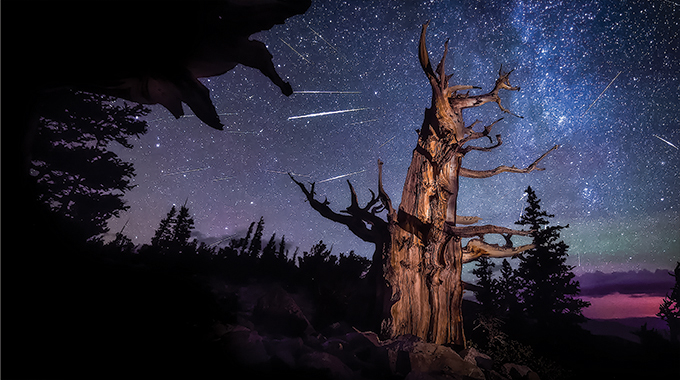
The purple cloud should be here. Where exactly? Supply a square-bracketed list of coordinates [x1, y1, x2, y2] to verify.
[576, 269, 674, 297]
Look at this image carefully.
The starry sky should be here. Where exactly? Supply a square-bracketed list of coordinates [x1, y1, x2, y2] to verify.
[105, 0, 679, 316]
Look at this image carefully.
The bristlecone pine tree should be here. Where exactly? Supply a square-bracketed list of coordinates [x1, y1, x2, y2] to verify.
[291, 22, 559, 346]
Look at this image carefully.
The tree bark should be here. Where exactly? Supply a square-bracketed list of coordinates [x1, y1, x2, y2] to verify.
[291, 21, 558, 347]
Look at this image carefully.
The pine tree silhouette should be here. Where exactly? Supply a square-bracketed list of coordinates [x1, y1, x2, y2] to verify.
[30, 89, 149, 239]
[472, 256, 498, 315]
[658, 262, 680, 344]
[172, 200, 195, 253]
[151, 205, 177, 253]
[514, 186, 589, 328]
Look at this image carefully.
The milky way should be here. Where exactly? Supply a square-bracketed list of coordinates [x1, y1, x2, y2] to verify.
[107, 0, 679, 278]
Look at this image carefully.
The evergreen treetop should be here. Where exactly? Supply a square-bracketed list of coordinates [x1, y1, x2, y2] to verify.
[514, 186, 589, 326]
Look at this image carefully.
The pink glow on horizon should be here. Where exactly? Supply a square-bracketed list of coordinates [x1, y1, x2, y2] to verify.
[582, 292, 665, 319]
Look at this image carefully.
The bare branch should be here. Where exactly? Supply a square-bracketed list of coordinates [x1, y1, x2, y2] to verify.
[445, 85, 481, 99]
[289, 174, 382, 243]
[462, 239, 535, 263]
[463, 134, 503, 153]
[444, 223, 533, 238]
[418, 21, 438, 88]
[455, 215, 482, 225]
[460, 118, 504, 150]
[378, 159, 397, 223]
[449, 67, 522, 117]
[460, 144, 559, 179]
[436, 39, 449, 87]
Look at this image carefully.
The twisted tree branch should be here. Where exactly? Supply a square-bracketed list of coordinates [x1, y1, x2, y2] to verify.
[445, 223, 533, 238]
[460, 144, 559, 179]
[290, 173, 388, 244]
[462, 238, 535, 263]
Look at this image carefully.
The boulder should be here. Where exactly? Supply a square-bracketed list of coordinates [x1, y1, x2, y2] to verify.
[253, 285, 315, 337]
[264, 336, 307, 369]
[342, 330, 391, 377]
[502, 363, 540, 380]
[297, 351, 355, 380]
[221, 328, 270, 367]
[384, 336, 485, 380]
[460, 346, 494, 371]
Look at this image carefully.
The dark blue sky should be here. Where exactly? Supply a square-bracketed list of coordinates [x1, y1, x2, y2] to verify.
[108, 0, 679, 278]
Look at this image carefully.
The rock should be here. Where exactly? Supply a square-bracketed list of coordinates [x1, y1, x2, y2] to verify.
[486, 369, 511, 380]
[384, 336, 485, 380]
[264, 336, 306, 369]
[221, 328, 270, 367]
[344, 330, 382, 349]
[342, 330, 391, 377]
[502, 363, 540, 380]
[404, 371, 440, 380]
[322, 321, 356, 337]
[253, 285, 315, 337]
[297, 351, 355, 380]
[460, 346, 494, 371]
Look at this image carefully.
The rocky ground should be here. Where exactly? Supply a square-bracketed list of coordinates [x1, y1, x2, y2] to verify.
[212, 282, 540, 380]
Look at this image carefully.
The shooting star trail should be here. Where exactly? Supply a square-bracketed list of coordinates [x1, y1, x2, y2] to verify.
[225, 129, 264, 135]
[280, 38, 311, 64]
[208, 235, 236, 248]
[265, 169, 312, 178]
[308, 25, 339, 53]
[317, 169, 366, 183]
[653, 134, 679, 150]
[377, 136, 396, 149]
[146, 112, 237, 123]
[212, 176, 234, 182]
[581, 71, 623, 116]
[293, 90, 361, 94]
[348, 118, 379, 126]
[518, 192, 528, 219]
[288, 108, 370, 120]
[162, 167, 210, 176]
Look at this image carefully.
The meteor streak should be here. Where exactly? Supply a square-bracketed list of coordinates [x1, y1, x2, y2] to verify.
[308, 25, 339, 53]
[317, 169, 366, 183]
[162, 167, 210, 176]
[288, 108, 370, 120]
[653, 134, 679, 150]
[147, 112, 237, 123]
[348, 118, 379, 126]
[377, 135, 396, 149]
[582, 71, 623, 116]
[265, 169, 312, 178]
[225, 129, 264, 135]
[293, 90, 361, 94]
[280, 38, 311, 64]
[212, 176, 234, 182]
[208, 235, 236, 248]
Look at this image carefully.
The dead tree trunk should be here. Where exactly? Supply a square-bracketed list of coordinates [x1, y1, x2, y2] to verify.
[291, 21, 558, 347]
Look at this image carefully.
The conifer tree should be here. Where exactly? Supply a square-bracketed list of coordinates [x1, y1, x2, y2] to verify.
[514, 186, 589, 327]
[658, 262, 680, 344]
[472, 256, 498, 315]
[248, 217, 265, 258]
[496, 259, 521, 320]
[237, 221, 256, 255]
[30, 89, 149, 239]
[151, 205, 177, 253]
[172, 200, 195, 252]
[278, 235, 288, 259]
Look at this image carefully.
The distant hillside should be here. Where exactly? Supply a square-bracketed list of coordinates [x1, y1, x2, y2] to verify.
[581, 317, 669, 343]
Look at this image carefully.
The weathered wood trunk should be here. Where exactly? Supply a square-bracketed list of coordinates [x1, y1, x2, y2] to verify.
[292, 21, 558, 348]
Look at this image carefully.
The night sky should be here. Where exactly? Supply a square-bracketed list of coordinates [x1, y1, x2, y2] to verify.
[105, 0, 679, 317]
